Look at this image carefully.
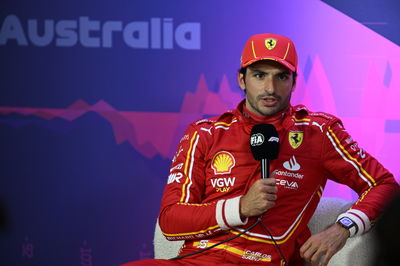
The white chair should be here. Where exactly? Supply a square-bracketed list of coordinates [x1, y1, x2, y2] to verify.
[154, 197, 376, 265]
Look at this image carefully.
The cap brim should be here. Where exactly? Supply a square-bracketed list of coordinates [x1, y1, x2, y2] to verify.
[242, 56, 296, 72]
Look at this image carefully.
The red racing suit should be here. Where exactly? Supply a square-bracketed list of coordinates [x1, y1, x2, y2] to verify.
[158, 100, 399, 265]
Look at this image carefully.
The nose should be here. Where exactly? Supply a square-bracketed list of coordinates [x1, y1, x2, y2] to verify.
[263, 77, 275, 95]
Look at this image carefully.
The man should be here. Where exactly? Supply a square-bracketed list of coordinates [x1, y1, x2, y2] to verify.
[123, 33, 399, 265]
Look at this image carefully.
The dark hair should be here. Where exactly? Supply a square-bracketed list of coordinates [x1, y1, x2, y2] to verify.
[238, 67, 297, 85]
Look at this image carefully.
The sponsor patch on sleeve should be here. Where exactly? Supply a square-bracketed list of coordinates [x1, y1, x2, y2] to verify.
[195, 119, 215, 125]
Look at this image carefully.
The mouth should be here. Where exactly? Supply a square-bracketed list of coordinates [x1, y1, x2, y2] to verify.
[261, 96, 278, 106]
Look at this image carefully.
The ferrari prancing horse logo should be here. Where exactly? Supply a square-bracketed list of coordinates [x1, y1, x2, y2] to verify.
[289, 131, 303, 149]
[265, 38, 277, 50]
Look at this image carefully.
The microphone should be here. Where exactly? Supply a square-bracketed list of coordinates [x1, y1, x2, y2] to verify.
[250, 124, 280, 179]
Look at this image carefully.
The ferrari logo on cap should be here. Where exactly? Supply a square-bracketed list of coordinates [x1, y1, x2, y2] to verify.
[265, 38, 277, 50]
[289, 131, 303, 149]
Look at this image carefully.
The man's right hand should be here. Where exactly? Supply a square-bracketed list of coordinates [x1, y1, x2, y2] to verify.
[240, 178, 278, 218]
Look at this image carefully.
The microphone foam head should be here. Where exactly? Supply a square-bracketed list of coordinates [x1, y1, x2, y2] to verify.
[250, 124, 280, 161]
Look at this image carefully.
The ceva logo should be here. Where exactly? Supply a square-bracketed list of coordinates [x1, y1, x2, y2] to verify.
[0, 15, 201, 50]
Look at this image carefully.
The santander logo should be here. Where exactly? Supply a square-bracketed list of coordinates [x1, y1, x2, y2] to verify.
[283, 155, 301, 171]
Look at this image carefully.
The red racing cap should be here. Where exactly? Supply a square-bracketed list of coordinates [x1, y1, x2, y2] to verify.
[240, 33, 298, 72]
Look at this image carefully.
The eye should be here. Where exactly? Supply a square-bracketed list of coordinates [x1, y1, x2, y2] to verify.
[277, 73, 289, 81]
[254, 73, 265, 79]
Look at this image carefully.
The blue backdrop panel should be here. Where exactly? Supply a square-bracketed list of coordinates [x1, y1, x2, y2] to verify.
[1, 0, 399, 265]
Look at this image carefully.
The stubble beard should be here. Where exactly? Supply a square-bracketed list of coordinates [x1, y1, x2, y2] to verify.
[247, 93, 292, 116]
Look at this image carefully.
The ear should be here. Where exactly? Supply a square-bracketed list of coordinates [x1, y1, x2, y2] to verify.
[291, 83, 296, 93]
[291, 72, 297, 92]
[238, 72, 246, 91]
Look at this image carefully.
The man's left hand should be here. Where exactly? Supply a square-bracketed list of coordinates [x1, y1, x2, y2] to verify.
[299, 223, 349, 266]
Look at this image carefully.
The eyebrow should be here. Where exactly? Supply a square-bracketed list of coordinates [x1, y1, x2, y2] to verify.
[277, 71, 291, 76]
[249, 68, 291, 76]
[249, 69, 266, 74]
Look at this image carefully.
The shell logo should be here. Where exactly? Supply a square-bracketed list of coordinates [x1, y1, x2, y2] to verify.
[211, 151, 235, 175]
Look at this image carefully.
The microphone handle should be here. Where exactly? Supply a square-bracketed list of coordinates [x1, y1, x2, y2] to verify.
[261, 158, 270, 179]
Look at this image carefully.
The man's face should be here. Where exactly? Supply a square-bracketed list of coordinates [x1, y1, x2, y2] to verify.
[238, 60, 295, 116]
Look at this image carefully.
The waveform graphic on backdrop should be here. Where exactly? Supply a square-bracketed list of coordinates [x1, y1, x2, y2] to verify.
[1, 56, 399, 166]
[0, 75, 242, 159]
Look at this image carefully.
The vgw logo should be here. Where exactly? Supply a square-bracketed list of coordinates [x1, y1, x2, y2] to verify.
[210, 177, 235, 193]
[0, 15, 201, 49]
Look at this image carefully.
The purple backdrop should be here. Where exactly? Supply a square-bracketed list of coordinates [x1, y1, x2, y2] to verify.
[0, 0, 399, 265]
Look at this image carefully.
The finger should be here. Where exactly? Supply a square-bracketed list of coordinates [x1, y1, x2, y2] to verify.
[261, 178, 276, 186]
[320, 251, 334, 266]
[301, 244, 318, 261]
[264, 193, 277, 201]
[265, 200, 275, 209]
[259, 197, 275, 209]
[260, 184, 278, 193]
[310, 249, 325, 266]
[299, 241, 311, 257]
[253, 179, 263, 185]
[266, 185, 278, 193]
